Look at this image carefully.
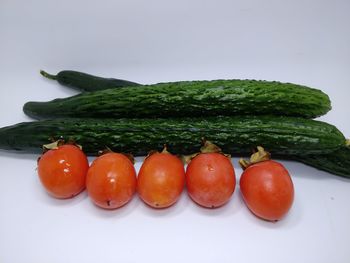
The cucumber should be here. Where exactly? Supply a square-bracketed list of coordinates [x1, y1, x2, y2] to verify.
[24, 79, 331, 119]
[40, 70, 141, 92]
[0, 116, 344, 158]
[295, 146, 350, 178]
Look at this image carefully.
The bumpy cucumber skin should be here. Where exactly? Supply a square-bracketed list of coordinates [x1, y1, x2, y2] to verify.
[46, 70, 141, 92]
[0, 116, 344, 157]
[24, 79, 331, 119]
[294, 146, 350, 178]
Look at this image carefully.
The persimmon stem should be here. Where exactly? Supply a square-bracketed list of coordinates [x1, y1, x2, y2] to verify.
[181, 139, 230, 164]
[161, 144, 170, 154]
[42, 139, 65, 151]
[200, 140, 222, 154]
[239, 146, 271, 170]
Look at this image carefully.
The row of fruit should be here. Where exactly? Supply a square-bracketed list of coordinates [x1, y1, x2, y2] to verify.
[38, 140, 294, 221]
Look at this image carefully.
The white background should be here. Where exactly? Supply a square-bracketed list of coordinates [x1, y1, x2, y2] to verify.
[1, 1, 350, 263]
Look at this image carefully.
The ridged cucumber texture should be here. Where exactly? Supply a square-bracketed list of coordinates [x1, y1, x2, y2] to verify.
[0, 116, 344, 156]
[23, 79, 331, 119]
[295, 146, 350, 178]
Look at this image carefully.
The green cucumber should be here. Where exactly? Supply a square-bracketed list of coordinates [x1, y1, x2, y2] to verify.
[0, 116, 344, 158]
[24, 79, 331, 119]
[295, 145, 350, 178]
[40, 70, 141, 92]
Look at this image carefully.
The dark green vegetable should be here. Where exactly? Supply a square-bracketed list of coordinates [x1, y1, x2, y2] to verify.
[40, 70, 141, 92]
[24, 79, 331, 119]
[295, 145, 350, 178]
[0, 116, 345, 158]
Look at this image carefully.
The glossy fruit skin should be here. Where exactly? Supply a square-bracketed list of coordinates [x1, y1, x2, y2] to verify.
[137, 152, 185, 208]
[37, 145, 89, 199]
[86, 153, 136, 209]
[240, 160, 294, 221]
[186, 153, 236, 208]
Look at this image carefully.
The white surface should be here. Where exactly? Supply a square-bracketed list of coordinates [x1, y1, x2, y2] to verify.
[1, 1, 350, 263]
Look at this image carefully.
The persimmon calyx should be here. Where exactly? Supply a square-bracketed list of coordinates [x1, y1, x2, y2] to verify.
[239, 146, 271, 170]
[98, 147, 135, 164]
[181, 139, 230, 164]
[42, 139, 82, 152]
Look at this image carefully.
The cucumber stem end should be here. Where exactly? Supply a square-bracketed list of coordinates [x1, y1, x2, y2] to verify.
[40, 70, 57, 80]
